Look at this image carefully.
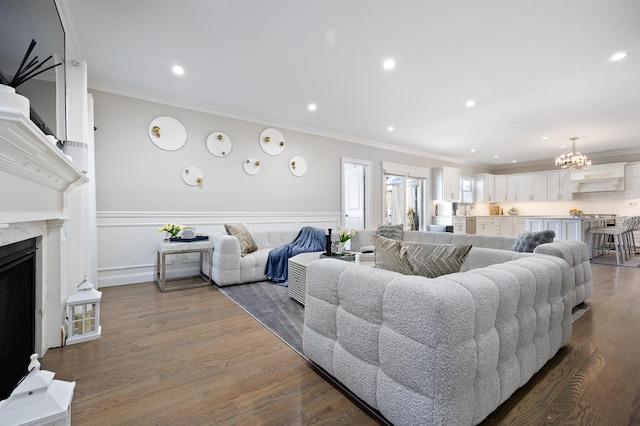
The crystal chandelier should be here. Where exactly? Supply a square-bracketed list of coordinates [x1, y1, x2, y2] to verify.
[555, 137, 591, 170]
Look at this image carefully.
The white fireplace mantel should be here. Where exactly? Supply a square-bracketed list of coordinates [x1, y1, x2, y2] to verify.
[0, 85, 88, 192]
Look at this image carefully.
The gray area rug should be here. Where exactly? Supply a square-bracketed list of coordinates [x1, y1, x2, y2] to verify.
[217, 281, 306, 356]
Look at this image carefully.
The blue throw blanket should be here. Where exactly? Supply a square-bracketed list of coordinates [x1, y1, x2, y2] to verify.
[265, 226, 326, 285]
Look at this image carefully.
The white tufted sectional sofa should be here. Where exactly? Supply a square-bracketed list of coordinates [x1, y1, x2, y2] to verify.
[349, 229, 592, 308]
[302, 241, 577, 425]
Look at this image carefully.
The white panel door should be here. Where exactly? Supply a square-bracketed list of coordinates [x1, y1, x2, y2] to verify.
[344, 164, 365, 229]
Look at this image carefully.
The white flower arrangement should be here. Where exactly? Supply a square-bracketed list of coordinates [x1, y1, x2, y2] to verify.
[337, 225, 356, 242]
[158, 223, 184, 238]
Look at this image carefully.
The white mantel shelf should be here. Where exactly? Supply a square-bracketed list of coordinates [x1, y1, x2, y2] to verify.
[0, 86, 88, 192]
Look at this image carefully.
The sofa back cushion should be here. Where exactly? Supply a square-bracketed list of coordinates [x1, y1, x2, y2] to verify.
[371, 234, 413, 274]
[251, 230, 299, 250]
[402, 241, 472, 278]
[373, 234, 472, 278]
[375, 224, 404, 240]
[460, 247, 531, 272]
[224, 223, 258, 256]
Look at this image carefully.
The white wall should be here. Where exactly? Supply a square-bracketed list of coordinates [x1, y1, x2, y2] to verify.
[91, 90, 487, 287]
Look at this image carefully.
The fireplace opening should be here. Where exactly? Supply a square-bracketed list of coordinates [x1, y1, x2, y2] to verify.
[0, 238, 36, 401]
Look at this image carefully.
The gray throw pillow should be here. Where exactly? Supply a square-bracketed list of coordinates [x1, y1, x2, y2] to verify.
[372, 234, 413, 274]
[401, 241, 472, 278]
[511, 230, 555, 252]
[375, 224, 404, 240]
[224, 223, 258, 256]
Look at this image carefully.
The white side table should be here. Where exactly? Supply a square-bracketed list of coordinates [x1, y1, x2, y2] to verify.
[156, 240, 213, 292]
[288, 251, 323, 305]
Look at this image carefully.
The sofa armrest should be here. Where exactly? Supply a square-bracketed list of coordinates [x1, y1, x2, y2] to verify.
[534, 240, 592, 306]
[212, 234, 242, 270]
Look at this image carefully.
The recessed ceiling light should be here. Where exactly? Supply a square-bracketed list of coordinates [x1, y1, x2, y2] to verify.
[493, 155, 499, 158]
[387, 126, 394, 132]
[465, 100, 476, 107]
[172, 65, 184, 75]
[542, 136, 549, 140]
[383, 58, 395, 70]
[308, 103, 317, 111]
[512, 160, 518, 163]
[470, 148, 476, 152]
[610, 52, 628, 61]
[511, 122, 519, 125]
[560, 145, 567, 149]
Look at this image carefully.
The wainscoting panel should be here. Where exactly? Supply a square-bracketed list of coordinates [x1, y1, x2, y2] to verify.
[96, 211, 341, 288]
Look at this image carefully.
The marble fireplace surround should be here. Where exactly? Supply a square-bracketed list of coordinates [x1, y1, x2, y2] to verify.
[0, 221, 67, 355]
[1, 85, 88, 355]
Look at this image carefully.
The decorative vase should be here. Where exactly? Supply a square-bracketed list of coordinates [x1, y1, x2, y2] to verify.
[333, 241, 346, 255]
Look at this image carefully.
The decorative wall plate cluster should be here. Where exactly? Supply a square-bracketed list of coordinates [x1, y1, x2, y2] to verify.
[148, 119, 307, 179]
[148, 116, 187, 151]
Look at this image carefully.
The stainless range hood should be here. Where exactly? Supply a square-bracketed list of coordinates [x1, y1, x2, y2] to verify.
[571, 162, 626, 193]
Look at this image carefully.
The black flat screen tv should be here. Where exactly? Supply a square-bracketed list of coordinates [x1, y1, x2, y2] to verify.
[0, 0, 66, 143]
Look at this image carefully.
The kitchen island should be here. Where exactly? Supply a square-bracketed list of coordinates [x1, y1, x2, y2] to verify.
[450, 215, 611, 243]
[525, 216, 610, 243]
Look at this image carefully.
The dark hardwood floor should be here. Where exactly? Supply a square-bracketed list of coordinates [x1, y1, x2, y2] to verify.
[41, 262, 640, 425]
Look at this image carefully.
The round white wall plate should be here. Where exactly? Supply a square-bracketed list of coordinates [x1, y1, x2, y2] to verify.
[149, 116, 187, 151]
[259, 128, 285, 156]
[206, 132, 232, 157]
[182, 166, 203, 185]
[243, 158, 261, 175]
[289, 155, 307, 176]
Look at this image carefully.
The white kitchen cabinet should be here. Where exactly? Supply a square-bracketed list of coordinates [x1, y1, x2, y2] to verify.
[494, 175, 508, 202]
[625, 162, 640, 198]
[499, 216, 513, 236]
[476, 217, 500, 236]
[562, 219, 582, 241]
[513, 217, 526, 236]
[453, 217, 466, 233]
[544, 218, 562, 241]
[516, 175, 532, 202]
[547, 170, 572, 201]
[517, 173, 548, 201]
[475, 173, 495, 202]
[433, 167, 461, 200]
[506, 176, 518, 202]
[526, 218, 544, 232]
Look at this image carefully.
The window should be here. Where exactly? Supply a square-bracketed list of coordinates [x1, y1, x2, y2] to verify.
[461, 177, 474, 203]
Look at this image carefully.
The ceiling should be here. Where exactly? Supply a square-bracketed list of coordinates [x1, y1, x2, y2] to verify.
[64, 0, 640, 168]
